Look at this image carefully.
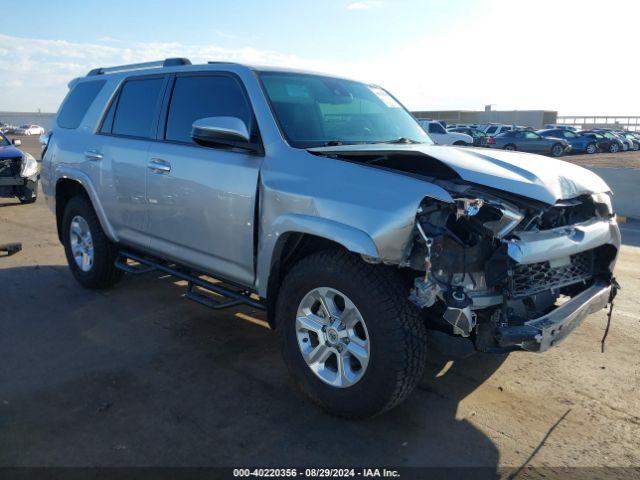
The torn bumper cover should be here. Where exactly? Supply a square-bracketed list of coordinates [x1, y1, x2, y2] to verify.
[495, 281, 612, 352]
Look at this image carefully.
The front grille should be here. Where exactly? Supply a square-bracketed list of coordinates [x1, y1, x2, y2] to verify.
[510, 250, 594, 298]
[0, 157, 21, 177]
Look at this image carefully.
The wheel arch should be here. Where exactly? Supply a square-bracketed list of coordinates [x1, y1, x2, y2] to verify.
[258, 215, 380, 328]
[54, 169, 118, 244]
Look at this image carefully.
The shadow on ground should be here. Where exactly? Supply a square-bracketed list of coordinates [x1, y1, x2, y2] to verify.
[0, 264, 505, 472]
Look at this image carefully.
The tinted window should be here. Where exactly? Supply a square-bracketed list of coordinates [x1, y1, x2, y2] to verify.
[100, 93, 118, 134]
[486, 125, 498, 134]
[165, 75, 251, 144]
[564, 131, 578, 138]
[112, 78, 164, 138]
[57, 80, 106, 129]
[428, 123, 446, 134]
[525, 131, 539, 139]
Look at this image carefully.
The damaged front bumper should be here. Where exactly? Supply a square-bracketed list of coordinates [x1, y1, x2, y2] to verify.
[495, 281, 613, 352]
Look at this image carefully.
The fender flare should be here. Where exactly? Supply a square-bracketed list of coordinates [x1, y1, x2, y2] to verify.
[256, 213, 379, 297]
[54, 165, 119, 243]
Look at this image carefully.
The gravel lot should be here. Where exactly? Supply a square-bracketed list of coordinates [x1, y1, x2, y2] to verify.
[1, 136, 639, 474]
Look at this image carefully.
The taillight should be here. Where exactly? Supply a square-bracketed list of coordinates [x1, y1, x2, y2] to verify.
[487, 136, 496, 145]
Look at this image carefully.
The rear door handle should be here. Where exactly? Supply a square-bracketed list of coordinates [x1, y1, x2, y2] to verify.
[148, 158, 171, 174]
[84, 150, 103, 161]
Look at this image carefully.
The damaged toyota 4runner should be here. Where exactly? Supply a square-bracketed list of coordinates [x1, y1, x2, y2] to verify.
[42, 59, 620, 418]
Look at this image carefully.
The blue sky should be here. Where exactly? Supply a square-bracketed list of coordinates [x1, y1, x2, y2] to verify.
[2, 0, 639, 114]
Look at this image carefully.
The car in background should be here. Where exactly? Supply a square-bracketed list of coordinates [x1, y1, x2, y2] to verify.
[417, 119, 473, 145]
[580, 131, 623, 153]
[0, 122, 18, 134]
[616, 131, 640, 151]
[595, 130, 631, 151]
[448, 126, 488, 146]
[0, 131, 39, 203]
[14, 124, 45, 136]
[544, 124, 578, 131]
[487, 129, 570, 156]
[483, 123, 514, 136]
[538, 128, 599, 154]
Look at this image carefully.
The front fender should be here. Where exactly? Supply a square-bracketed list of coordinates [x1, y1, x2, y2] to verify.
[53, 165, 119, 243]
[256, 214, 378, 297]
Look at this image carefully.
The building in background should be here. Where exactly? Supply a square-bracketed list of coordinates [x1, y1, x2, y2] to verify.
[411, 109, 557, 129]
[557, 116, 640, 132]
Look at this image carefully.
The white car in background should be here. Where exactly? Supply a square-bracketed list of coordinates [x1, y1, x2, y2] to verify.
[15, 124, 45, 136]
[417, 119, 473, 146]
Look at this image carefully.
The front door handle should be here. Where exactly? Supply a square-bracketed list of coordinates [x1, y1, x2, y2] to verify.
[148, 158, 171, 174]
[84, 150, 103, 161]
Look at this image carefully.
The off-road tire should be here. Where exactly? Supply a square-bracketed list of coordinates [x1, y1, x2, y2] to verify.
[276, 249, 428, 419]
[62, 195, 123, 289]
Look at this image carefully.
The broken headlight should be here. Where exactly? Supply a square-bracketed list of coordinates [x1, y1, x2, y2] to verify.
[20, 152, 39, 178]
[454, 195, 524, 239]
[592, 192, 613, 217]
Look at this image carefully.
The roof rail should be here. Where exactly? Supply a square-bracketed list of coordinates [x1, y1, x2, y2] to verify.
[87, 57, 191, 76]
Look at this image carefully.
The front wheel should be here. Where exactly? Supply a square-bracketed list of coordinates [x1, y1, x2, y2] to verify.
[276, 250, 427, 419]
[504, 144, 516, 151]
[551, 143, 564, 157]
[62, 195, 124, 289]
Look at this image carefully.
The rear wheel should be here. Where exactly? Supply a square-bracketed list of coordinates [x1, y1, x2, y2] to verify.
[586, 143, 597, 154]
[276, 249, 427, 419]
[551, 143, 564, 157]
[62, 196, 123, 289]
[504, 144, 516, 151]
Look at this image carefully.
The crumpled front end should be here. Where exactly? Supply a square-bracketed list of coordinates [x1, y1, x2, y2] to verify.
[406, 185, 620, 353]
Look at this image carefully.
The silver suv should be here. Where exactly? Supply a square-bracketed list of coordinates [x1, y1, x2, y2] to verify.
[42, 58, 620, 418]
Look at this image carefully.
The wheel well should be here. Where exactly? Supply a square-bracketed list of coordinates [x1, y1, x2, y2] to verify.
[265, 233, 348, 328]
[55, 179, 90, 243]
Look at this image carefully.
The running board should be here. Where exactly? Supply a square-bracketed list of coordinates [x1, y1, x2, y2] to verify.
[115, 250, 265, 311]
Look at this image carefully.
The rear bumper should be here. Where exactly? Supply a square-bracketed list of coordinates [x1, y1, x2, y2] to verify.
[496, 281, 612, 352]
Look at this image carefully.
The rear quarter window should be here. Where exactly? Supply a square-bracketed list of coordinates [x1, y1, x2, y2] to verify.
[57, 80, 106, 129]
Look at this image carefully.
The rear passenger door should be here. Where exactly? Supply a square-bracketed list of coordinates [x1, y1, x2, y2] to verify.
[145, 72, 263, 287]
[98, 75, 167, 248]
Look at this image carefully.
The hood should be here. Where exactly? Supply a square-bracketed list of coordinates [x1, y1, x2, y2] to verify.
[0, 145, 23, 159]
[307, 144, 610, 205]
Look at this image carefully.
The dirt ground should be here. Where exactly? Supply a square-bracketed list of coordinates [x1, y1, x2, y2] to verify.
[1, 136, 639, 475]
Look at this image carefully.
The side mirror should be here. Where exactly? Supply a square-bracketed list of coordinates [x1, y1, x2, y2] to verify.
[12, 139, 21, 146]
[191, 117, 253, 150]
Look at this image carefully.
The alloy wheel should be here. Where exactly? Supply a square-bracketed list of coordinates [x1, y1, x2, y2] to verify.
[69, 215, 94, 272]
[295, 287, 370, 388]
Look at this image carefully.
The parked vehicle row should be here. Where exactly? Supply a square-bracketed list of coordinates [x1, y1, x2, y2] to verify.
[416, 120, 640, 157]
[0, 123, 45, 135]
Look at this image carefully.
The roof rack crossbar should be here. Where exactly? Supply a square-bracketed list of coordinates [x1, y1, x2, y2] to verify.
[87, 57, 191, 76]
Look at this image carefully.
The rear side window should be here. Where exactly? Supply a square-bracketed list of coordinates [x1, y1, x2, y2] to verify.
[112, 77, 164, 138]
[57, 80, 106, 129]
[165, 75, 252, 144]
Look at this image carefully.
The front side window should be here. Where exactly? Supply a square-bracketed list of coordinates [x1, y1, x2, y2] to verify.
[112, 77, 164, 138]
[486, 125, 498, 134]
[259, 72, 431, 148]
[525, 131, 540, 139]
[165, 75, 252, 143]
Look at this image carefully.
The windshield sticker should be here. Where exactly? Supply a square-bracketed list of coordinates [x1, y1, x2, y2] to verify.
[369, 86, 401, 108]
[285, 84, 311, 98]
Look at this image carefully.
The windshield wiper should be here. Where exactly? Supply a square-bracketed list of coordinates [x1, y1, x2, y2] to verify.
[371, 137, 422, 145]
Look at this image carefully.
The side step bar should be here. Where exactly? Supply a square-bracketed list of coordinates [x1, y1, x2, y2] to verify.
[115, 250, 265, 311]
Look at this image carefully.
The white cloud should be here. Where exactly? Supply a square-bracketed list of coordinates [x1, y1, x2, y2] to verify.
[347, 1, 383, 10]
[2, 1, 640, 116]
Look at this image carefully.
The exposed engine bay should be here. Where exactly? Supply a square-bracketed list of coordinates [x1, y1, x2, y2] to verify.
[404, 183, 619, 353]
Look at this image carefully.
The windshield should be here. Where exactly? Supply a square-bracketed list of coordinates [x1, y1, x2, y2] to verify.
[258, 72, 432, 148]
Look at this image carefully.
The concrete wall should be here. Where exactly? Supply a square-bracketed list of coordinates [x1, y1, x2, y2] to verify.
[588, 167, 640, 219]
